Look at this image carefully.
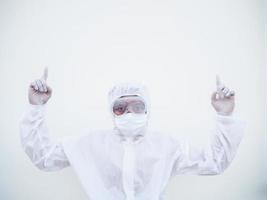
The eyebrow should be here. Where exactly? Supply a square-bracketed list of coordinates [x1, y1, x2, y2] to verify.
[119, 95, 139, 98]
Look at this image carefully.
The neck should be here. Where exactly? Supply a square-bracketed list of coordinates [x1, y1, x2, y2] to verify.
[113, 127, 146, 143]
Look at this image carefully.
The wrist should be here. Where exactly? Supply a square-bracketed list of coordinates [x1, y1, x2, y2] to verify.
[28, 103, 46, 112]
[216, 111, 233, 116]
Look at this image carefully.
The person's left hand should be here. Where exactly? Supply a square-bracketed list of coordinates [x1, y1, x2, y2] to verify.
[211, 75, 235, 116]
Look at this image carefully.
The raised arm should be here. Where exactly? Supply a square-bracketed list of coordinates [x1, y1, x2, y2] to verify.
[171, 76, 246, 176]
[19, 68, 70, 171]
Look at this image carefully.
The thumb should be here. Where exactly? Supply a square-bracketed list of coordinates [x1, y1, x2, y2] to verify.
[42, 67, 48, 81]
[211, 91, 218, 101]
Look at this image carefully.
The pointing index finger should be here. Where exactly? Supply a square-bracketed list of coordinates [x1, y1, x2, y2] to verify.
[216, 75, 223, 90]
[42, 67, 48, 81]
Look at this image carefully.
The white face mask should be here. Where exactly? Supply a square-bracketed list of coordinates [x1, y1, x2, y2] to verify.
[114, 113, 148, 138]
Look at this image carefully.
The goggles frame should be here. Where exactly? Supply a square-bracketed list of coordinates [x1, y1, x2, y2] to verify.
[112, 95, 147, 116]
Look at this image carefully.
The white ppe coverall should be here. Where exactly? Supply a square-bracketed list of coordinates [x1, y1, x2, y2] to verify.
[19, 82, 246, 200]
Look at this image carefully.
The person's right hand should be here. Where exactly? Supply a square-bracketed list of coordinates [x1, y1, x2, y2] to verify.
[211, 75, 235, 116]
[28, 67, 52, 105]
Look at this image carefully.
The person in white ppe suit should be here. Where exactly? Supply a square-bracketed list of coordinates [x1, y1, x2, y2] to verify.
[19, 68, 246, 200]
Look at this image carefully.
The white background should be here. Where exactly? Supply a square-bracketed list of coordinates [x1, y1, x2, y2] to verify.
[0, 0, 266, 199]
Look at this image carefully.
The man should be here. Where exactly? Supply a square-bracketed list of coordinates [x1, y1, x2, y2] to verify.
[19, 68, 245, 200]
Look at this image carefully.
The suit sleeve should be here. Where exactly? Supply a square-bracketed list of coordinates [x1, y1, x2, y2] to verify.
[171, 114, 246, 176]
[19, 104, 70, 171]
